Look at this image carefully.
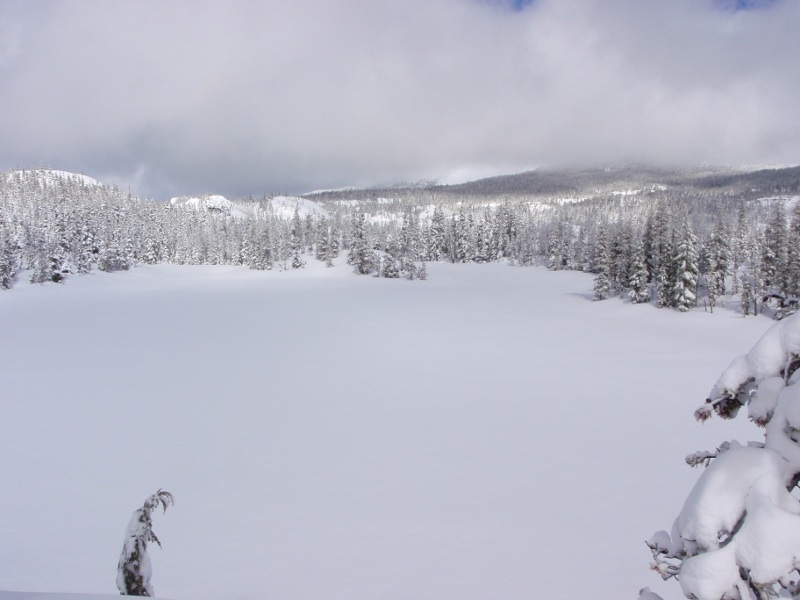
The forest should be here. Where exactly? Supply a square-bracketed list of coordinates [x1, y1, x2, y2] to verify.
[2, 166, 799, 318]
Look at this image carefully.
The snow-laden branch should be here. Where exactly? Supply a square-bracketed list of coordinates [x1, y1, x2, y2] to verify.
[647, 311, 800, 599]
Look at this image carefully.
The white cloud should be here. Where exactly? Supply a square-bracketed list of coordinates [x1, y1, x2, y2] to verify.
[0, 0, 798, 199]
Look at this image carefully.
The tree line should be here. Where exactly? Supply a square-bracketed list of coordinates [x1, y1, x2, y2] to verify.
[1, 169, 798, 316]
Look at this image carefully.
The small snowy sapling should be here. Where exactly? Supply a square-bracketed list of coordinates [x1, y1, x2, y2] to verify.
[117, 489, 174, 596]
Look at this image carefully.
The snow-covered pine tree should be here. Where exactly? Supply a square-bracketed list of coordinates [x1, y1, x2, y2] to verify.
[290, 207, 304, 269]
[731, 202, 749, 295]
[628, 238, 651, 304]
[593, 227, 611, 301]
[672, 221, 699, 312]
[0, 223, 17, 289]
[428, 207, 445, 262]
[381, 254, 399, 278]
[645, 310, 800, 599]
[117, 489, 174, 597]
[740, 274, 753, 316]
[708, 215, 730, 299]
[315, 218, 329, 262]
[404, 259, 417, 281]
[788, 201, 800, 296]
[761, 204, 789, 294]
[347, 212, 375, 275]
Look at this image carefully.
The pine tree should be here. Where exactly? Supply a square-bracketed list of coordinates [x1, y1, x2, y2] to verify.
[645, 311, 800, 599]
[708, 215, 730, 298]
[672, 221, 699, 312]
[429, 208, 446, 262]
[290, 208, 304, 269]
[762, 204, 789, 293]
[117, 490, 174, 597]
[0, 223, 17, 289]
[347, 212, 375, 275]
[788, 201, 800, 296]
[381, 254, 399, 278]
[628, 238, 651, 304]
[740, 273, 753, 316]
[593, 228, 611, 301]
[418, 261, 428, 280]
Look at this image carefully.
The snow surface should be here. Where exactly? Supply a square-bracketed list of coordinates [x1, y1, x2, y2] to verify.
[7, 169, 103, 188]
[269, 195, 329, 220]
[168, 195, 248, 219]
[0, 261, 771, 600]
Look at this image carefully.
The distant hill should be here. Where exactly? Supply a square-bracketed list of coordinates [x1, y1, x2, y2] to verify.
[302, 165, 800, 203]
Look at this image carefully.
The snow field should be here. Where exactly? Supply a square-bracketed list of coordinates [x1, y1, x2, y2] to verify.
[0, 261, 772, 599]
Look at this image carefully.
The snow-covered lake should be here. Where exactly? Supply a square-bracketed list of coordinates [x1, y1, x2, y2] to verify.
[0, 261, 772, 600]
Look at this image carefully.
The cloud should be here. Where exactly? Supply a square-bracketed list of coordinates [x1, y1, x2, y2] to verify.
[0, 0, 798, 199]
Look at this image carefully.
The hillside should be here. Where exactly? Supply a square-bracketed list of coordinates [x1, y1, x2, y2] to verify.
[302, 165, 800, 203]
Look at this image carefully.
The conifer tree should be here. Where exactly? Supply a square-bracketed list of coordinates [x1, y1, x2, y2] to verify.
[117, 489, 174, 597]
[787, 201, 800, 296]
[593, 228, 611, 301]
[672, 221, 699, 312]
[762, 204, 789, 293]
[290, 208, 304, 269]
[0, 223, 17, 289]
[347, 212, 375, 275]
[381, 254, 399, 278]
[628, 238, 651, 304]
[740, 273, 753, 316]
[418, 261, 428, 280]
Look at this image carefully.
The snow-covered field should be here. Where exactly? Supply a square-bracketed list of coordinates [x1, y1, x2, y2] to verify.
[0, 261, 772, 600]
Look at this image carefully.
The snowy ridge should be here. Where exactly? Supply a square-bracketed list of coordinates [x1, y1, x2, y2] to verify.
[7, 169, 104, 188]
[269, 195, 329, 220]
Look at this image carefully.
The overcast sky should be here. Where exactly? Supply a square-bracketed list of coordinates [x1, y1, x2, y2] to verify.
[0, 0, 798, 199]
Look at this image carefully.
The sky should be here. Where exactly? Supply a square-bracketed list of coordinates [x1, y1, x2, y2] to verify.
[0, 0, 798, 200]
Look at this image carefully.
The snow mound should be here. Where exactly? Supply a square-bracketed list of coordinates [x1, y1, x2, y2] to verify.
[269, 195, 329, 220]
[169, 194, 247, 219]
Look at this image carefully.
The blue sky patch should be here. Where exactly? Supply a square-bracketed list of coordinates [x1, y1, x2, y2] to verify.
[475, 0, 535, 12]
[716, 0, 779, 11]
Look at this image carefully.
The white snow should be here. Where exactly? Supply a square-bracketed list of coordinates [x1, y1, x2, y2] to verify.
[268, 195, 329, 220]
[0, 261, 771, 600]
[7, 169, 103, 188]
[168, 195, 248, 219]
